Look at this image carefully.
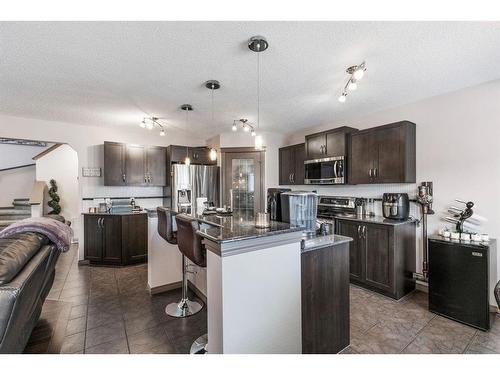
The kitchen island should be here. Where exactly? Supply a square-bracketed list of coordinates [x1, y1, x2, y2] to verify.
[195, 211, 304, 354]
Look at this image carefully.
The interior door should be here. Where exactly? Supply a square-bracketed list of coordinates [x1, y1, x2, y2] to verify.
[349, 131, 375, 184]
[146, 146, 166, 186]
[104, 142, 126, 186]
[364, 224, 393, 292]
[126, 144, 146, 185]
[222, 150, 264, 213]
[337, 220, 363, 281]
[375, 127, 403, 183]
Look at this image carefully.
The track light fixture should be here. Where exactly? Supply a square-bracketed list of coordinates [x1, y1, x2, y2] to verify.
[139, 116, 167, 136]
[338, 61, 366, 103]
[231, 119, 256, 134]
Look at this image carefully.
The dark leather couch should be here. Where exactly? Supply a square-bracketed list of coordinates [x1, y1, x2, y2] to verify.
[0, 232, 59, 353]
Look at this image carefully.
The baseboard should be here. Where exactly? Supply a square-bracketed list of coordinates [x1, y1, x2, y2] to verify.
[415, 280, 428, 293]
[77, 259, 90, 266]
[148, 281, 182, 295]
[188, 280, 207, 304]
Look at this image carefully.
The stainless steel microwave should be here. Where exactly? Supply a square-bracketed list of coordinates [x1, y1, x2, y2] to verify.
[304, 156, 345, 184]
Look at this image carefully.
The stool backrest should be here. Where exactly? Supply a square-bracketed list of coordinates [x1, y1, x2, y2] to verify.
[157, 207, 177, 244]
[175, 213, 206, 268]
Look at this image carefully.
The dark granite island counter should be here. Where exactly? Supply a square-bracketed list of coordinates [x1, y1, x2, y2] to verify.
[191, 211, 304, 354]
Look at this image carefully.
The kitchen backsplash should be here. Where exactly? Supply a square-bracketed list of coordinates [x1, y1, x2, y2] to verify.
[81, 185, 165, 212]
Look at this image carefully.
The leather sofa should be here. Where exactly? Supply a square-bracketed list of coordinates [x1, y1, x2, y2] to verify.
[0, 232, 59, 353]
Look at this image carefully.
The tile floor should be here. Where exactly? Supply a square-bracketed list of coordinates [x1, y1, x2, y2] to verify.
[25, 244, 500, 354]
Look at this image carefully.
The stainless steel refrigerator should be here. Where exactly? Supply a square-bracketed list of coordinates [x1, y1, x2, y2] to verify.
[171, 164, 219, 214]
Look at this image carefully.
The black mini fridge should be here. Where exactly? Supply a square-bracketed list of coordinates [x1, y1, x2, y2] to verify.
[428, 236, 497, 331]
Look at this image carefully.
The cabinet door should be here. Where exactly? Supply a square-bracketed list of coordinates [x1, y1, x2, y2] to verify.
[305, 133, 326, 160]
[84, 215, 103, 262]
[293, 143, 305, 185]
[364, 224, 394, 293]
[325, 131, 346, 157]
[375, 126, 404, 183]
[102, 215, 122, 264]
[146, 146, 166, 186]
[104, 142, 126, 186]
[170, 145, 190, 163]
[125, 144, 147, 185]
[349, 132, 375, 184]
[122, 214, 148, 264]
[337, 220, 363, 282]
[279, 147, 294, 185]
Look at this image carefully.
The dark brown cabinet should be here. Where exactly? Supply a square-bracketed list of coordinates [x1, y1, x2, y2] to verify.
[336, 219, 416, 299]
[301, 241, 350, 353]
[103, 142, 126, 186]
[349, 121, 416, 184]
[166, 145, 216, 165]
[278, 143, 305, 185]
[83, 213, 147, 266]
[305, 127, 357, 160]
[104, 141, 167, 186]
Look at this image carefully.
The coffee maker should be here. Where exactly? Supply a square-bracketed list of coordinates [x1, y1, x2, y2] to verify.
[382, 193, 410, 220]
[267, 188, 291, 221]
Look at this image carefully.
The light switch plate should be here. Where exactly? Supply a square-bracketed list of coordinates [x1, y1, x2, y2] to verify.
[82, 167, 102, 177]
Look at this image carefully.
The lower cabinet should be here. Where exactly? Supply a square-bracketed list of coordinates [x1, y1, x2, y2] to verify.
[301, 242, 350, 353]
[84, 213, 147, 266]
[336, 219, 416, 299]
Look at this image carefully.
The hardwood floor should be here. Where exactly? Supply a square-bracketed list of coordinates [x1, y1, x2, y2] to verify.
[25, 243, 500, 354]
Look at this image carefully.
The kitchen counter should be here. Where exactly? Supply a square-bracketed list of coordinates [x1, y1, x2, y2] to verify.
[83, 211, 146, 216]
[334, 215, 415, 226]
[301, 233, 352, 253]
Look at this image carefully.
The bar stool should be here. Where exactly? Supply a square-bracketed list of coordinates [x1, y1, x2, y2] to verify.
[164, 213, 205, 318]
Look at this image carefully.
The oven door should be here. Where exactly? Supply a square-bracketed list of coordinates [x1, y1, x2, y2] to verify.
[304, 156, 345, 184]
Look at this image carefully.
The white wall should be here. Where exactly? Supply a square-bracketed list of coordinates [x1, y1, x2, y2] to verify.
[0, 143, 51, 169]
[0, 114, 207, 258]
[284, 79, 500, 303]
[36, 144, 79, 226]
[0, 165, 35, 206]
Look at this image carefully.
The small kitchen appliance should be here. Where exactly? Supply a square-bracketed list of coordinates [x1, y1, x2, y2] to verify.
[267, 188, 291, 221]
[280, 191, 318, 234]
[382, 193, 410, 220]
[416, 181, 434, 280]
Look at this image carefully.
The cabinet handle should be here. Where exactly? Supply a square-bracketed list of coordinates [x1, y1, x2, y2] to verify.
[368, 169, 373, 177]
[289, 173, 292, 183]
[373, 168, 378, 178]
[362, 226, 366, 238]
[149, 175, 152, 183]
[357, 225, 361, 238]
[292, 173, 295, 183]
[122, 173, 126, 182]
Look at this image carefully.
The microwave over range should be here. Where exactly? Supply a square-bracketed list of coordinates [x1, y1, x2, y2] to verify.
[304, 156, 345, 185]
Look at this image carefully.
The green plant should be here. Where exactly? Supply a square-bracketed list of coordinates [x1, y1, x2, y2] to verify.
[47, 179, 61, 215]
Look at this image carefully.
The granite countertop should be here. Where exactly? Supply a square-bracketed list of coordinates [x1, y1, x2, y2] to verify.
[334, 215, 416, 226]
[301, 233, 353, 253]
[195, 211, 303, 244]
[83, 210, 147, 216]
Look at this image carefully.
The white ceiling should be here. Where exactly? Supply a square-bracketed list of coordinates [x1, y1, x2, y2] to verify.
[1, 21, 499, 139]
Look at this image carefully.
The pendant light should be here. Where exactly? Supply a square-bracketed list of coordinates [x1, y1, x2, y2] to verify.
[205, 80, 221, 162]
[181, 104, 193, 165]
[248, 36, 268, 150]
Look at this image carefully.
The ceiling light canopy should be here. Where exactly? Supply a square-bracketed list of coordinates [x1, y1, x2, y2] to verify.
[338, 61, 367, 104]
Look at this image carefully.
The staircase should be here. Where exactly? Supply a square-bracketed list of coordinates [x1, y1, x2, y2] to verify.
[0, 198, 31, 230]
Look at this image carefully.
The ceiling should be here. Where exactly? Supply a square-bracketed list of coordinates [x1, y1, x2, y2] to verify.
[1, 21, 499, 139]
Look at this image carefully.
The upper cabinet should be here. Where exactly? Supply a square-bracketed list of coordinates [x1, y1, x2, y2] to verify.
[279, 143, 306, 185]
[348, 121, 416, 184]
[166, 145, 216, 166]
[305, 127, 357, 160]
[104, 141, 167, 186]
